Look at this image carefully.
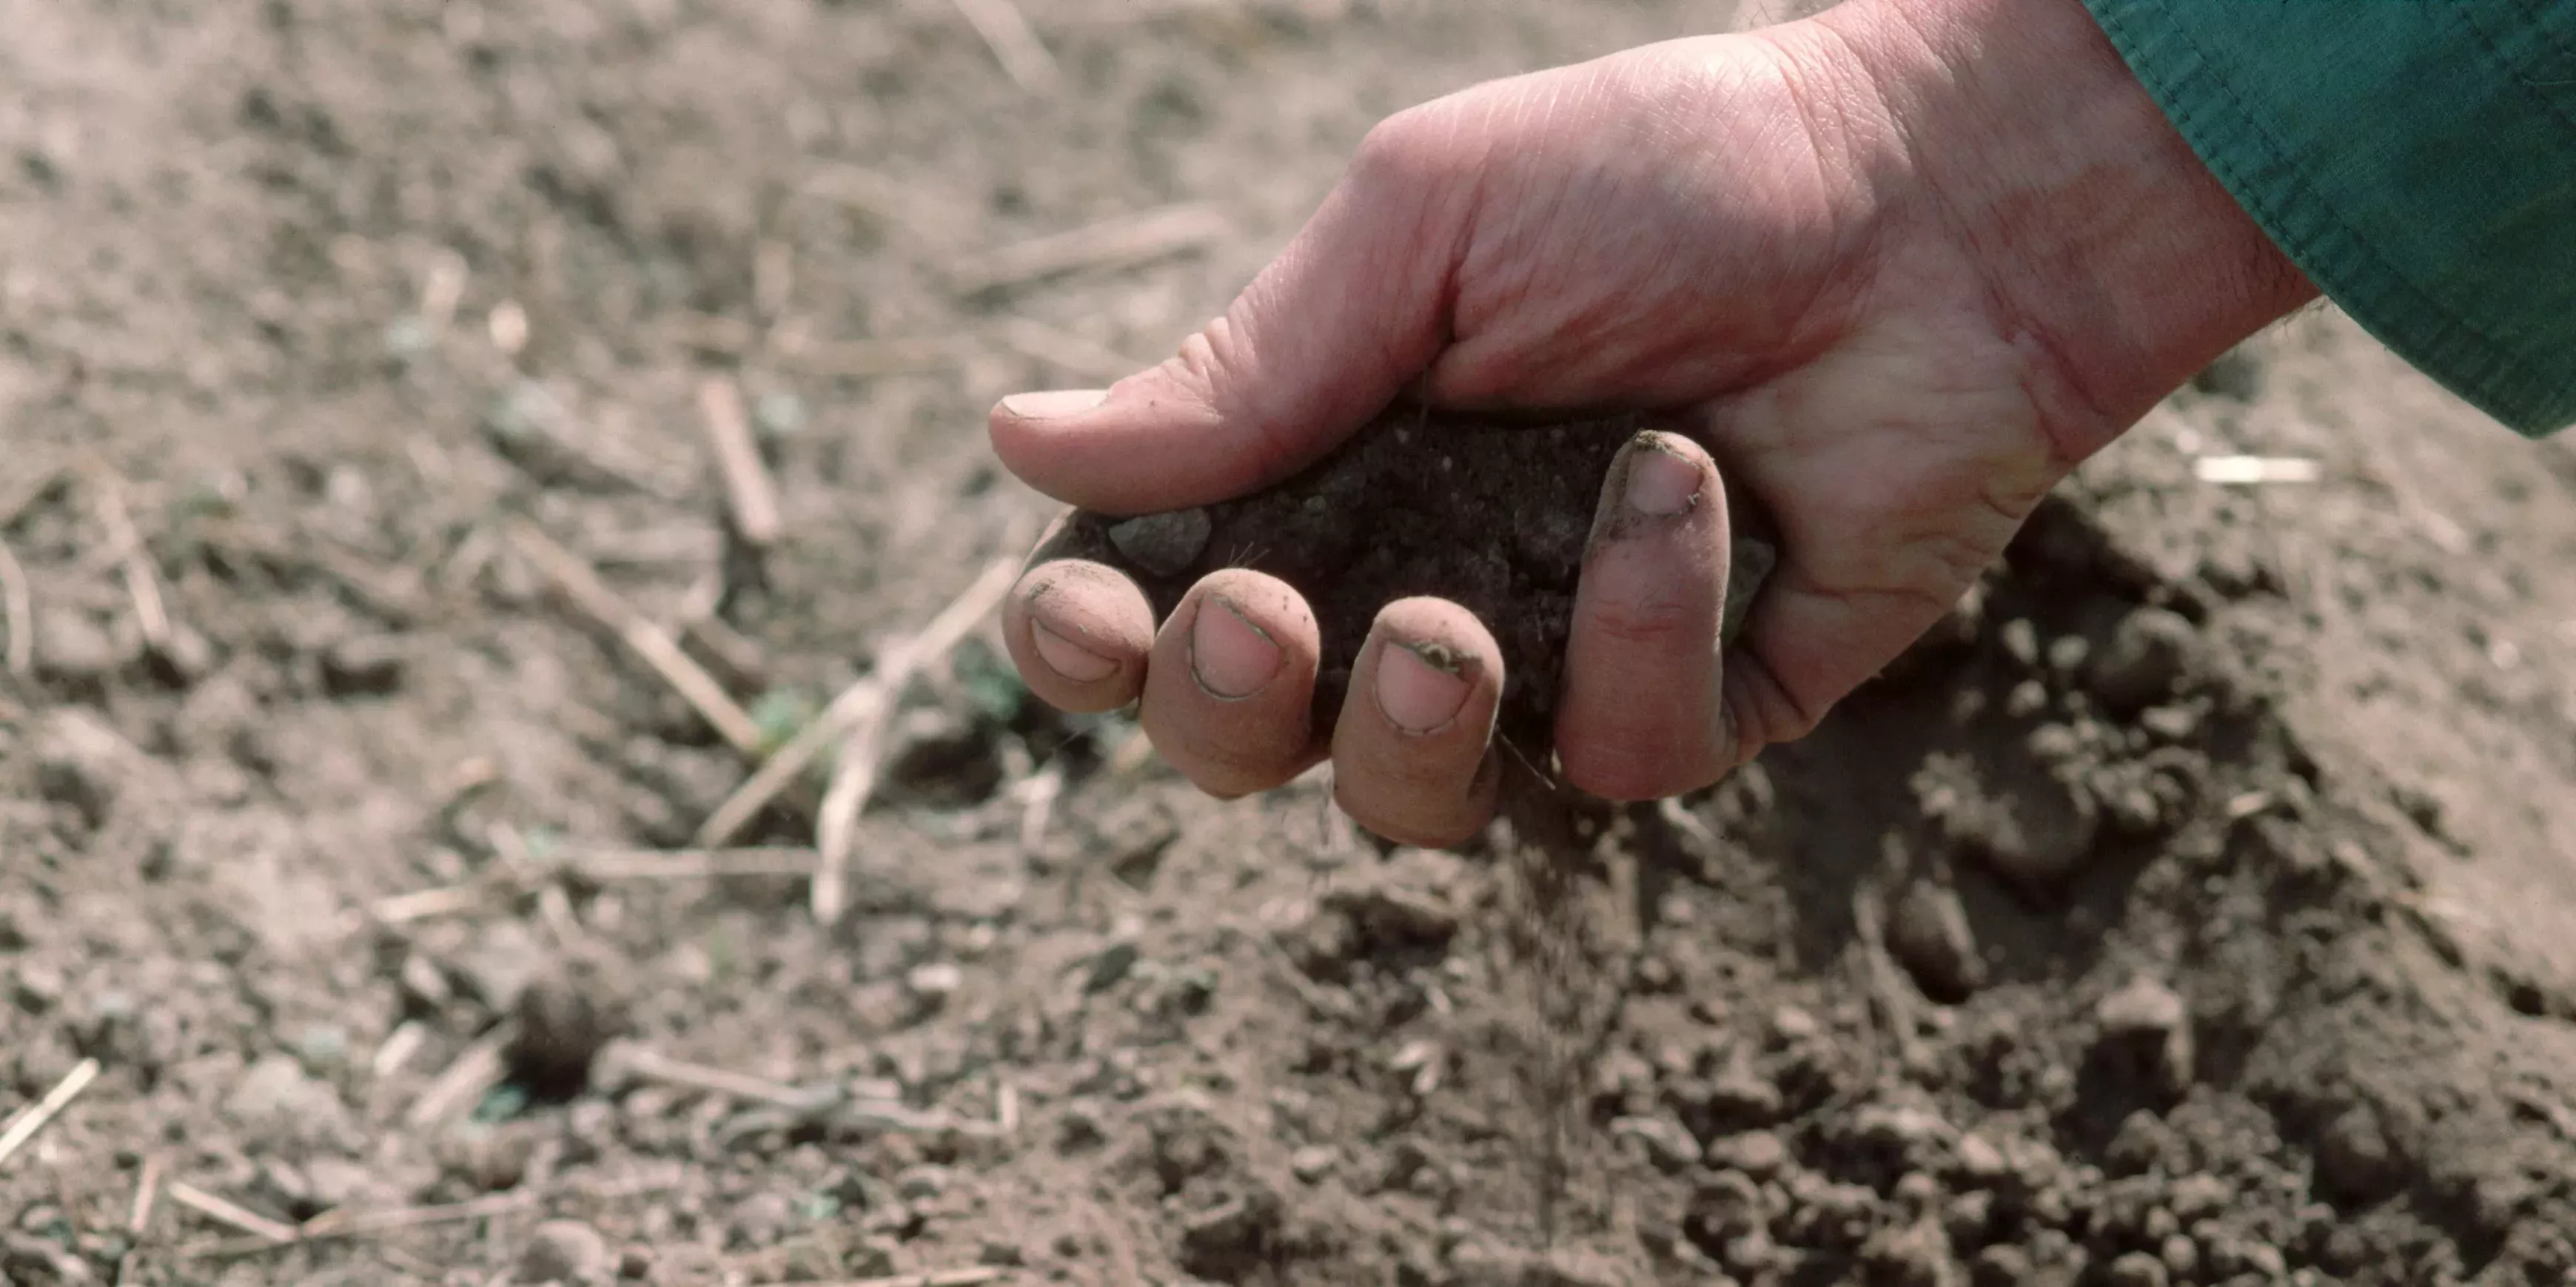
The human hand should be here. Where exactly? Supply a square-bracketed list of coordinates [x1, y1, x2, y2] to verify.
[988, 0, 2312, 845]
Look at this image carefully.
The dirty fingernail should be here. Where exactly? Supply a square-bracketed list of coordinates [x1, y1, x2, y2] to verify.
[1001, 389, 1110, 420]
[1375, 642, 1471, 732]
[1625, 445, 1701, 517]
[1190, 597, 1281, 699]
[1030, 618, 1118, 682]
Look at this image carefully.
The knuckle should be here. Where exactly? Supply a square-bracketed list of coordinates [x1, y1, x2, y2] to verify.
[1583, 593, 1704, 652]
[1350, 107, 1449, 188]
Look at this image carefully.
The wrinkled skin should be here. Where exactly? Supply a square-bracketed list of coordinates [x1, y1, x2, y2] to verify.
[988, 0, 2313, 845]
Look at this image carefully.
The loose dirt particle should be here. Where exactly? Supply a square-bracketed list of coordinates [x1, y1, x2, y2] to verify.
[2095, 976, 2195, 1095]
[1888, 878, 1982, 1003]
[2090, 608, 2201, 711]
[521, 1218, 612, 1285]
[508, 971, 618, 1098]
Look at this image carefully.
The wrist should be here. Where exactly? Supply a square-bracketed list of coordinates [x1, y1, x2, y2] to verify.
[1810, 0, 2317, 451]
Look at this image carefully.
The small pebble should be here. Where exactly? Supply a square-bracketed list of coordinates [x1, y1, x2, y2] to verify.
[2045, 634, 2090, 676]
[2105, 1251, 2169, 1287]
[35, 608, 122, 684]
[1289, 1145, 1338, 1183]
[33, 709, 133, 830]
[895, 1163, 951, 1202]
[1084, 942, 1140, 994]
[1770, 1005, 1819, 1043]
[509, 971, 617, 1095]
[905, 962, 963, 1003]
[727, 1192, 796, 1249]
[2315, 1102, 2400, 1202]
[2096, 975, 2193, 1091]
[520, 1219, 611, 1284]
[1972, 1244, 2031, 1287]
[1105, 508, 1211, 577]
[320, 634, 406, 696]
[1999, 619, 2039, 668]
[2159, 1234, 2199, 1280]
[1609, 1115, 1702, 1171]
[1177, 1190, 1281, 1278]
[2092, 608, 2199, 711]
[1708, 1130, 1789, 1178]
[1888, 879, 1982, 1002]
[1953, 1132, 2009, 1183]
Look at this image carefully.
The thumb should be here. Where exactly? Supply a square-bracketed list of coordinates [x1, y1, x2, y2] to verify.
[990, 128, 1465, 514]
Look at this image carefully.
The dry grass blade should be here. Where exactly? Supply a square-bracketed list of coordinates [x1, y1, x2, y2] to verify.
[129, 1153, 164, 1236]
[950, 204, 1228, 294]
[370, 1021, 427, 1080]
[370, 847, 823, 923]
[697, 375, 782, 548]
[173, 1192, 540, 1260]
[297, 1190, 537, 1239]
[996, 315, 1150, 384]
[404, 1027, 511, 1129]
[0, 462, 64, 531]
[0, 534, 31, 682]
[505, 519, 765, 757]
[168, 1181, 298, 1244]
[697, 554, 1020, 849]
[757, 1270, 1006, 1287]
[948, 0, 1057, 93]
[0, 1058, 101, 1170]
[570, 847, 820, 881]
[810, 555, 1023, 923]
[614, 1045, 829, 1112]
[369, 883, 493, 924]
[87, 466, 172, 653]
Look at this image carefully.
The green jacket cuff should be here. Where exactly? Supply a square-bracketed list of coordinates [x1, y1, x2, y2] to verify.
[2081, 0, 2576, 436]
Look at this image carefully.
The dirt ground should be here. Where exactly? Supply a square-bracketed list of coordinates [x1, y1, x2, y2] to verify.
[3, 1, 2574, 1284]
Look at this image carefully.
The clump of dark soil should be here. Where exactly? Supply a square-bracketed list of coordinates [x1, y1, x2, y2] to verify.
[1035, 403, 1771, 750]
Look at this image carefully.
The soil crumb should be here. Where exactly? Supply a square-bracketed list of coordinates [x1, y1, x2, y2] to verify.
[1034, 402, 1773, 754]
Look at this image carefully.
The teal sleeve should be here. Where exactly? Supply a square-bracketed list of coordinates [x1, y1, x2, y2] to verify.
[2079, 0, 2576, 436]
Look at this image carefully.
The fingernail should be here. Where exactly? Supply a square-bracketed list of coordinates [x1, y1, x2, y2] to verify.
[1030, 618, 1118, 682]
[1376, 642, 1471, 732]
[1001, 389, 1110, 420]
[1625, 445, 1701, 517]
[1189, 596, 1281, 699]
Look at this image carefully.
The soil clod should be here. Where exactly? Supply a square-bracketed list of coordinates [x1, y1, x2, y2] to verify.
[1037, 402, 1774, 753]
[520, 1218, 613, 1286]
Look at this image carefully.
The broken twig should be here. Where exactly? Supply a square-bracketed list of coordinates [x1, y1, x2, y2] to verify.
[369, 847, 824, 924]
[168, 1182, 298, 1245]
[697, 376, 782, 548]
[0, 1058, 100, 1171]
[950, 204, 1228, 294]
[403, 1027, 511, 1129]
[370, 1021, 427, 1080]
[297, 1190, 537, 1239]
[130, 1153, 165, 1237]
[697, 555, 1020, 850]
[0, 534, 31, 682]
[2196, 454, 2320, 485]
[87, 466, 172, 653]
[505, 520, 764, 756]
[812, 557, 1023, 922]
[614, 1045, 836, 1113]
[758, 1271, 1006, 1287]
[948, 0, 1057, 93]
